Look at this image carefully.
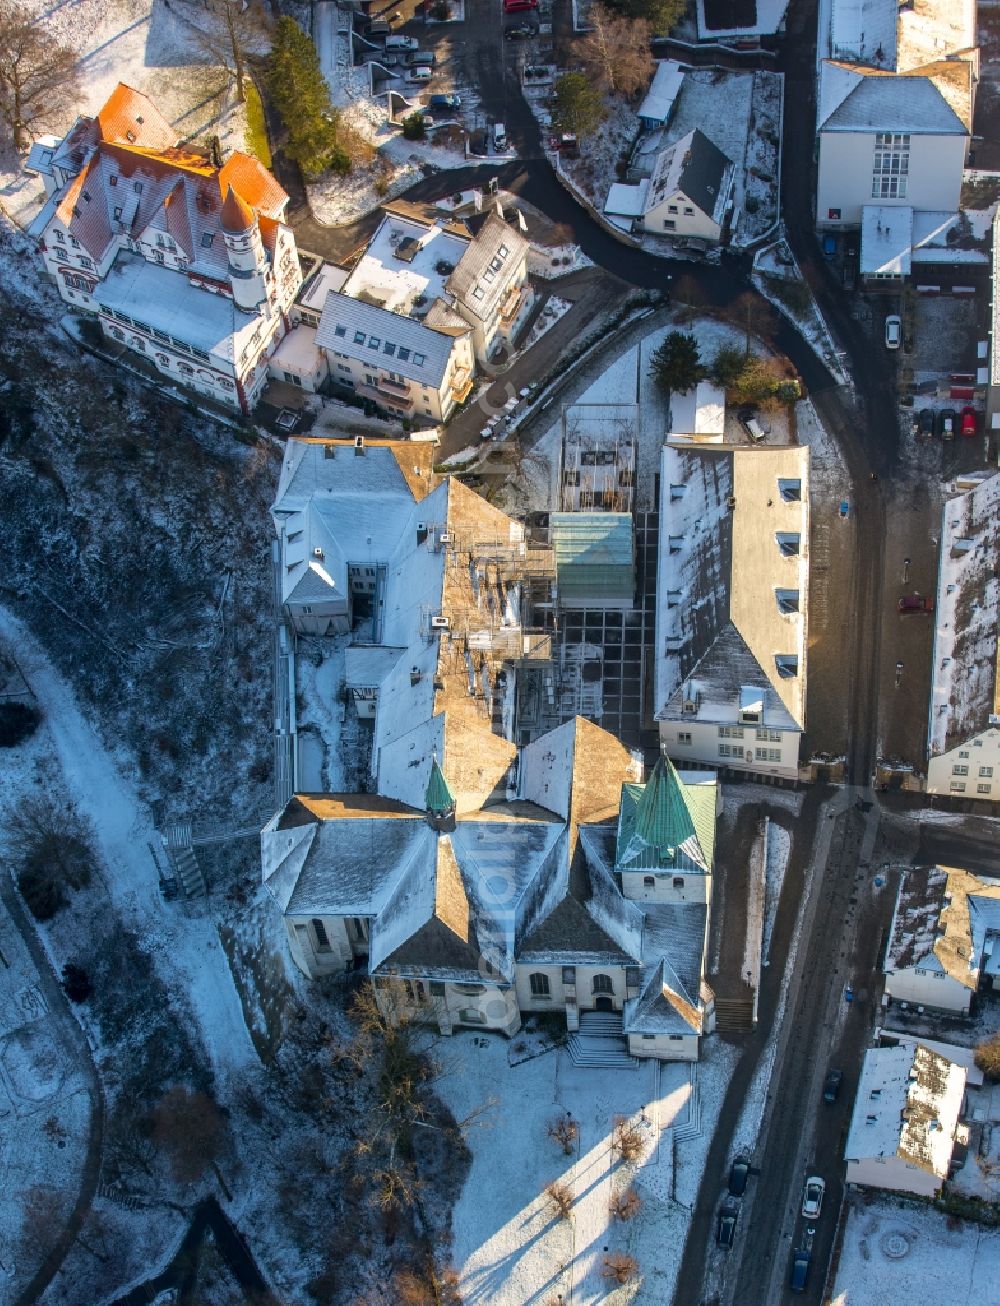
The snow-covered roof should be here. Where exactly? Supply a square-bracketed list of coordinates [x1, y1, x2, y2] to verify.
[94, 256, 266, 363]
[446, 211, 530, 326]
[860, 205, 913, 277]
[895, 0, 977, 74]
[668, 380, 726, 441]
[298, 261, 348, 314]
[272, 323, 321, 375]
[654, 443, 809, 731]
[638, 61, 686, 125]
[819, 65, 970, 134]
[928, 472, 1000, 754]
[825, 0, 974, 73]
[845, 1042, 967, 1181]
[343, 207, 470, 317]
[604, 181, 650, 220]
[887, 865, 1000, 989]
[316, 290, 462, 388]
[645, 129, 733, 225]
[992, 212, 1000, 386]
[828, 0, 898, 68]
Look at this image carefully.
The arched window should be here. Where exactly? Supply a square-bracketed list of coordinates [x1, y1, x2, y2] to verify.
[529, 973, 550, 998]
[592, 974, 614, 995]
[643, 875, 655, 887]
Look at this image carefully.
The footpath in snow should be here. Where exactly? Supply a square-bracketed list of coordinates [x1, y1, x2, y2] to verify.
[0, 607, 257, 1084]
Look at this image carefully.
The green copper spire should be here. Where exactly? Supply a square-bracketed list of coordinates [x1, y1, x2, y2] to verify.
[425, 757, 455, 816]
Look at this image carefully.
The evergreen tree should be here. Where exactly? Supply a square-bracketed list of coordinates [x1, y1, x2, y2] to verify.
[649, 332, 705, 395]
[552, 73, 605, 138]
[268, 18, 342, 178]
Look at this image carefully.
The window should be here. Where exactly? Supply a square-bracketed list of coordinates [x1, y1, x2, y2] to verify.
[671, 875, 685, 889]
[776, 589, 799, 614]
[383, 342, 396, 356]
[472, 286, 485, 300]
[953, 764, 969, 776]
[757, 728, 782, 742]
[413, 352, 426, 366]
[777, 533, 800, 556]
[669, 1035, 683, 1041]
[718, 726, 744, 739]
[529, 972, 550, 997]
[109, 175, 118, 187]
[498, 243, 509, 257]
[977, 783, 992, 794]
[643, 1034, 656, 1041]
[677, 731, 692, 745]
[334, 324, 346, 338]
[663, 219, 676, 231]
[368, 336, 380, 350]
[980, 767, 993, 778]
[719, 744, 734, 758]
[353, 330, 366, 344]
[951, 781, 966, 793]
[113, 206, 123, 220]
[643, 876, 655, 887]
[562, 967, 576, 985]
[959, 750, 970, 758]
[398, 347, 411, 362]
[592, 974, 614, 994]
[755, 747, 782, 761]
[201, 232, 215, 248]
[778, 478, 801, 501]
[871, 133, 909, 200]
[311, 918, 331, 951]
[133, 181, 143, 194]
[683, 206, 694, 215]
[668, 204, 679, 214]
[483, 267, 496, 283]
[775, 655, 798, 679]
[55, 229, 65, 242]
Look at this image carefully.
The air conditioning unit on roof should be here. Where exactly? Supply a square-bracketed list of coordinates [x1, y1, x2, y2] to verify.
[431, 615, 450, 630]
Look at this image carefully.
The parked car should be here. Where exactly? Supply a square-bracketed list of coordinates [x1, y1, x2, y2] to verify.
[406, 66, 433, 82]
[468, 129, 489, 156]
[961, 406, 977, 437]
[898, 594, 933, 613]
[492, 121, 508, 152]
[822, 233, 837, 260]
[839, 498, 850, 519]
[823, 1068, 844, 1102]
[802, 1176, 825, 1220]
[790, 1248, 811, 1293]
[716, 1196, 740, 1248]
[728, 1157, 749, 1197]
[884, 314, 902, 349]
[405, 50, 436, 67]
[428, 92, 461, 109]
[505, 22, 537, 38]
[504, 0, 539, 8]
[937, 408, 956, 441]
[918, 408, 934, 437]
[385, 34, 419, 50]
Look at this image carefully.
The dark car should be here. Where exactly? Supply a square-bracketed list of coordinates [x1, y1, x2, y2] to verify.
[790, 1248, 810, 1293]
[505, 23, 537, 38]
[728, 1157, 749, 1197]
[823, 1068, 844, 1102]
[405, 49, 436, 67]
[428, 93, 461, 109]
[468, 129, 489, 156]
[716, 1196, 740, 1248]
[918, 408, 934, 436]
[937, 408, 956, 441]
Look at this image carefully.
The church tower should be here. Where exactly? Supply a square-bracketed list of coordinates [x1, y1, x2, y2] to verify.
[220, 184, 267, 313]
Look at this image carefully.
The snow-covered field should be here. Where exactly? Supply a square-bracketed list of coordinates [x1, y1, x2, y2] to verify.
[832, 1197, 1000, 1305]
[0, 0, 254, 229]
[436, 1030, 739, 1305]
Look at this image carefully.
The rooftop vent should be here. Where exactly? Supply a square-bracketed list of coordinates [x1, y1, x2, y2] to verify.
[354, 435, 365, 455]
[313, 547, 324, 559]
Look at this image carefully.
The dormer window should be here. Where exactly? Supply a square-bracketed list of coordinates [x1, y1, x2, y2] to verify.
[334, 324, 346, 338]
[133, 180, 143, 194]
[668, 535, 683, 554]
[126, 130, 136, 143]
[776, 589, 799, 614]
[109, 175, 118, 187]
[201, 232, 215, 248]
[775, 655, 799, 678]
[778, 478, 801, 501]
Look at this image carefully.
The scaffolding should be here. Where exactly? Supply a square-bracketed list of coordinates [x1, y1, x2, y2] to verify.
[559, 402, 639, 514]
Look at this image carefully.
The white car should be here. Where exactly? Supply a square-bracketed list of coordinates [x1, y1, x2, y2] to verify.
[884, 314, 901, 349]
[802, 1176, 825, 1220]
[407, 66, 432, 82]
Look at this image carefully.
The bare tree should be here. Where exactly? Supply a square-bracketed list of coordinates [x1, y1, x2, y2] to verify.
[578, 4, 653, 99]
[547, 1113, 579, 1155]
[609, 1185, 642, 1220]
[544, 1180, 574, 1220]
[183, 0, 271, 104]
[0, 2, 79, 150]
[611, 1115, 646, 1163]
[603, 1251, 639, 1284]
[8, 793, 98, 920]
[150, 1086, 226, 1184]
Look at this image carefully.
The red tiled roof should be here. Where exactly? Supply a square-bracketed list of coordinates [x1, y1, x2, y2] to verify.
[221, 184, 254, 233]
[219, 153, 288, 217]
[96, 84, 176, 150]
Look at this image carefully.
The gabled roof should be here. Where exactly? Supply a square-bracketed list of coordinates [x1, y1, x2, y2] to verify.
[446, 211, 529, 325]
[655, 443, 809, 731]
[315, 291, 463, 388]
[645, 129, 732, 224]
[887, 865, 1000, 989]
[96, 84, 175, 150]
[624, 958, 703, 1035]
[615, 757, 714, 874]
[819, 64, 970, 134]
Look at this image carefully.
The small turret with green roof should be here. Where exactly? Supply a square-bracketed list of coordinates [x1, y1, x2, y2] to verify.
[425, 755, 456, 832]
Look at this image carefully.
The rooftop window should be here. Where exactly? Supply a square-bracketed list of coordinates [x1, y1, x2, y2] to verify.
[413, 352, 426, 366]
[201, 232, 214, 248]
[383, 342, 396, 355]
[775, 655, 799, 679]
[398, 347, 411, 362]
[334, 325, 346, 338]
[368, 336, 380, 349]
[776, 589, 799, 614]
[354, 330, 366, 344]
[776, 532, 800, 557]
[778, 478, 801, 502]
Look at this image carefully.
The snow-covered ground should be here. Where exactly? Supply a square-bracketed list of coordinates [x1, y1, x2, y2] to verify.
[763, 820, 790, 963]
[436, 1030, 739, 1305]
[0, 0, 253, 230]
[753, 235, 851, 385]
[831, 1197, 1000, 1305]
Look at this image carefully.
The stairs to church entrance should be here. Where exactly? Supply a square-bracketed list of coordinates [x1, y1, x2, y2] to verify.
[714, 996, 755, 1034]
[567, 1011, 639, 1070]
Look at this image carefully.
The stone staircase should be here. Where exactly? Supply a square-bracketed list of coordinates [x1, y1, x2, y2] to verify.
[714, 995, 755, 1034]
[162, 821, 208, 897]
[567, 1011, 639, 1070]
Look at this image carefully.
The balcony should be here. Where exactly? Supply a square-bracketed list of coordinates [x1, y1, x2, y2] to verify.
[450, 368, 473, 403]
[357, 382, 415, 413]
[498, 284, 526, 326]
[379, 374, 411, 394]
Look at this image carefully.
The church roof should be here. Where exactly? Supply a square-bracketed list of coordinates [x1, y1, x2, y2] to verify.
[425, 758, 455, 814]
[616, 757, 715, 874]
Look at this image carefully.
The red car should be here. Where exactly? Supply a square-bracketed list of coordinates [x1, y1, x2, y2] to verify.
[503, 0, 538, 10]
[898, 595, 933, 614]
[961, 406, 977, 437]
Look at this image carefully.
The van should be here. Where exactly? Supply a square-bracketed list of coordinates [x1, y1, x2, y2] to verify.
[369, 19, 391, 36]
[386, 34, 419, 50]
[406, 66, 432, 82]
[493, 122, 508, 152]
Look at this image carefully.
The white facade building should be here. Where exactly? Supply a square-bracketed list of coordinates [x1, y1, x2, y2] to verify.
[27, 84, 302, 414]
[926, 472, 1000, 803]
[655, 443, 809, 780]
[845, 1041, 967, 1198]
[815, 0, 977, 265]
[884, 866, 1000, 1016]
